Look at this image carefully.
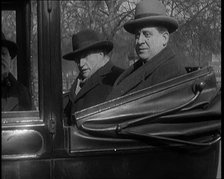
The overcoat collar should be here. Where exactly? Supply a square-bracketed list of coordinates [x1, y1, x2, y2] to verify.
[72, 61, 113, 102]
[1, 97, 18, 111]
[1, 73, 19, 111]
[141, 46, 175, 78]
[113, 46, 175, 96]
[2, 73, 19, 97]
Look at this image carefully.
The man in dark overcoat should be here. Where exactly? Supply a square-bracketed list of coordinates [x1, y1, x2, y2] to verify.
[63, 29, 123, 123]
[107, 0, 187, 100]
[1, 32, 32, 111]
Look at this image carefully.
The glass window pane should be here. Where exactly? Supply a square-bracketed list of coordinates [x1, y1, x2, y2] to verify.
[1, 11, 17, 78]
[30, 0, 39, 110]
[1, 1, 39, 113]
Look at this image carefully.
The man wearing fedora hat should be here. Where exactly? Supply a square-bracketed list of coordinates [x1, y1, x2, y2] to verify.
[107, 0, 187, 100]
[2, 32, 32, 111]
[63, 29, 123, 122]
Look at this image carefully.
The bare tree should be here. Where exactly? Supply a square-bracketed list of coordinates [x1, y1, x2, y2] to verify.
[164, 0, 221, 66]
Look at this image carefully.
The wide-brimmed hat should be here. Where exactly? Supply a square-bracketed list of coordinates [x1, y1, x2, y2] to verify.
[63, 29, 113, 61]
[124, 0, 178, 34]
[1, 32, 18, 59]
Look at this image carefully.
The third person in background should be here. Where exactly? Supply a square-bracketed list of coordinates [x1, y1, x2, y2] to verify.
[1, 32, 32, 111]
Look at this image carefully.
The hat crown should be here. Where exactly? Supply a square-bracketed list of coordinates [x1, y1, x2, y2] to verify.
[63, 29, 113, 61]
[123, 0, 178, 34]
[72, 30, 102, 51]
[135, 0, 167, 19]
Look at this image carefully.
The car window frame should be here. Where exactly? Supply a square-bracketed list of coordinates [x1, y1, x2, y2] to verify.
[1, 0, 64, 159]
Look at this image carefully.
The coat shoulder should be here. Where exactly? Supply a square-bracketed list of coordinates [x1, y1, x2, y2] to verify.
[150, 54, 187, 85]
[111, 65, 124, 76]
[103, 65, 124, 85]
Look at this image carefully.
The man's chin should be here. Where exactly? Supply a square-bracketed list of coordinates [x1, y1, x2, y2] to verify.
[138, 54, 149, 60]
[81, 74, 89, 80]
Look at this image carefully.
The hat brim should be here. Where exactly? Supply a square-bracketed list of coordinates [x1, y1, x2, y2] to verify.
[2, 40, 17, 59]
[124, 16, 178, 34]
[63, 41, 113, 61]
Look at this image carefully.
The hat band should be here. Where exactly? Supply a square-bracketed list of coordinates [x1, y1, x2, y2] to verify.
[135, 13, 163, 19]
[73, 40, 97, 51]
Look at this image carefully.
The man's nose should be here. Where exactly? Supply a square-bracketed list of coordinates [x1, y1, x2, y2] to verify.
[79, 58, 86, 67]
[137, 33, 145, 44]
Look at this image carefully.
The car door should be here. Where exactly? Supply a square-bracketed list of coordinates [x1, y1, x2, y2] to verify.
[1, 1, 63, 179]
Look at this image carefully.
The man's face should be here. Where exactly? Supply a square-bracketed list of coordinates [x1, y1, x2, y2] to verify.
[1, 46, 11, 81]
[135, 27, 168, 62]
[77, 50, 105, 81]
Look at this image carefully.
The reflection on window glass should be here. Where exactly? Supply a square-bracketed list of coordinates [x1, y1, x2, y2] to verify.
[1, 11, 17, 78]
[30, 0, 39, 110]
[1, 1, 39, 112]
[1, 10, 24, 111]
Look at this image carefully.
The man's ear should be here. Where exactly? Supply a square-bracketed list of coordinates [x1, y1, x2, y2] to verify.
[162, 31, 169, 46]
[99, 51, 104, 56]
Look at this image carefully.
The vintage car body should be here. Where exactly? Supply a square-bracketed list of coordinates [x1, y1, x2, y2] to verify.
[2, 66, 221, 179]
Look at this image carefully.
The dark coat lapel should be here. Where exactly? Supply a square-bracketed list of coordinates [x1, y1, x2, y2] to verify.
[68, 77, 79, 103]
[112, 47, 175, 96]
[74, 61, 113, 102]
[141, 46, 175, 79]
[114, 60, 143, 86]
[1, 97, 19, 111]
[2, 73, 22, 111]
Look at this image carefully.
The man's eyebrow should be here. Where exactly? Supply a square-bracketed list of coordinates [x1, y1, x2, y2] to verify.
[142, 30, 153, 34]
[135, 29, 153, 34]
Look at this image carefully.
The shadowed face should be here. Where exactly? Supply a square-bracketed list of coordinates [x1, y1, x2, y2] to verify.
[1, 46, 12, 81]
[135, 27, 169, 62]
[76, 50, 107, 82]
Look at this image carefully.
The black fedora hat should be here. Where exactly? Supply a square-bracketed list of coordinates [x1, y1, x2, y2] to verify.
[1, 32, 18, 59]
[124, 0, 178, 34]
[63, 29, 113, 61]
